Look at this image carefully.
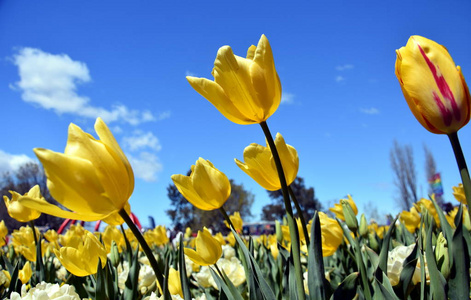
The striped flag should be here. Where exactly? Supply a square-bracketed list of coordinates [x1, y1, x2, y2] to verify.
[428, 173, 444, 196]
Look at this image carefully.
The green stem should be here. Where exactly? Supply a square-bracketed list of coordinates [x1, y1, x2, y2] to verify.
[219, 207, 235, 230]
[448, 132, 471, 223]
[119, 208, 164, 288]
[213, 263, 228, 285]
[29, 221, 38, 246]
[288, 186, 310, 246]
[260, 121, 306, 300]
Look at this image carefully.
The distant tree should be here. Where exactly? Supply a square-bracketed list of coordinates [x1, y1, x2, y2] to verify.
[262, 177, 322, 222]
[0, 162, 63, 230]
[390, 140, 418, 210]
[166, 177, 254, 232]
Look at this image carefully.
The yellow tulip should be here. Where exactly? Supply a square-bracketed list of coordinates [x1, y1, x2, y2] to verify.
[329, 195, 358, 221]
[144, 225, 169, 247]
[101, 225, 125, 253]
[224, 211, 243, 232]
[0, 221, 8, 247]
[171, 158, 231, 211]
[414, 198, 440, 226]
[54, 231, 107, 277]
[395, 35, 471, 134]
[235, 133, 298, 191]
[168, 268, 183, 297]
[400, 206, 421, 233]
[19, 118, 134, 221]
[318, 212, 343, 257]
[3, 185, 42, 222]
[19, 261, 32, 284]
[452, 183, 466, 205]
[187, 34, 281, 125]
[11, 226, 41, 262]
[185, 228, 222, 266]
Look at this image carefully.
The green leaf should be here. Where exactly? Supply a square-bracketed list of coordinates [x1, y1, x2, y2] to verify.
[178, 237, 192, 300]
[376, 216, 398, 277]
[307, 212, 327, 300]
[209, 266, 245, 300]
[123, 246, 141, 300]
[331, 272, 359, 300]
[397, 243, 418, 299]
[95, 258, 108, 300]
[448, 205, 470, 300]
[425, 215, 447, 299]
[372, 277, 398, 300]
[231, 227, 276, 300]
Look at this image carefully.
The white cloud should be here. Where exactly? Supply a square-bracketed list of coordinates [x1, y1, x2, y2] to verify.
[0, 150, 35, 174]
[336, 64, 354, 71]
[11, 47, 156, 125]
[127, 152, 162, 182]
[156, 111, 171, 121]
[335, 76, 345, 82]
[360, 107, 380, 115]
[281, 92, 295, 104]
[123, 131, 161, 152]
[185, 70, 197, 77]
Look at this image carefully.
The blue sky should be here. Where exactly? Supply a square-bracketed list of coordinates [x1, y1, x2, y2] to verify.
[2, 1, 471, 228]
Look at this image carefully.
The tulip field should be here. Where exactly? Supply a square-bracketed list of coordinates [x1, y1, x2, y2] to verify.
[2, 34, 471, 299]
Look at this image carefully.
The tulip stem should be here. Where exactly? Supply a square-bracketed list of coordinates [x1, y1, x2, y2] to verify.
[119, 209, 165, 289]
[288, 186, 310, 246]
[260, 121, 306, 300]
[448, 132, 471, 222]
[219, 207, 235, 230]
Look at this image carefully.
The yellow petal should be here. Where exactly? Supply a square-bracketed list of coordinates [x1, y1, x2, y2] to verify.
[186, 76, 253, 125]
[34, 148, 118, 215]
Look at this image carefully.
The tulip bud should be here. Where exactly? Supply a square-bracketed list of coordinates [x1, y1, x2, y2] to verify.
[110, 241, 120, 267]
[435, 232, 450, 278]
[395, 35, 471, 134]
[341, 199, 358, 233]
[359, 214, 368, 237]
[275, 220, 283, 244]
[368, 233, 379, 252]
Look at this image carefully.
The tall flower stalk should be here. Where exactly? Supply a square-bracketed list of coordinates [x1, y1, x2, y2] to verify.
[448, 132, 471, 221]
[260, 121, 306, 300]
[119, 208, 165, 289]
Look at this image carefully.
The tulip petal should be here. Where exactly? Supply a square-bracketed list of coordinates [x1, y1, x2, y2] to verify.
[186, 76, 253, 124]
[184, 248, 208, 266]
[65, 123, 129, 207]
[18, 196, 108, 221]
[57, 247, 91, 277]
[171, 174, 213, 210]
[34, 148, 118, 215]
[192, 159, 230, 208]
[95, 118, 135, 201]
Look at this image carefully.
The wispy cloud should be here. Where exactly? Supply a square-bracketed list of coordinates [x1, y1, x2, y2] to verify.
[11, 48, 157, 125]
[281, 92, 295, 104]
[0, 150, 35, 174]
[123, 131, 162, 152]
[360, 107, 380, 115]
[335, 76, 345, 83]
[127, 152, 163, 182]
[185, 70, 197, 77]
[336, 64, 354, 71]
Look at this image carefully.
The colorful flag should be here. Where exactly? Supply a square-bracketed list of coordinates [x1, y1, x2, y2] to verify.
[428, 173, 444, 196]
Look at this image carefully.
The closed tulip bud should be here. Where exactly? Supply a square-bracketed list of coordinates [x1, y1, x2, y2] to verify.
[18, 261, 32, 284]
[18, 118, 134, 221]
[187, 34, 281, 125]
[0, 221, 7, 247]
[341, 199, 358, 232]
[329, 195, 358, 221]
[435, 232, 450, 278]
[359, 214, 368, 237]
[54, 231, 107, 277]
[368, 232, 379, 252]
[275, 220, 283, 244]
[3, 185, 42, 222]
[110, 241, 120, 267]
[235, 133, 298, 191]
[168, 268, 183, 297]
[224, 211, 243, 232]
[171, 158, 231, 211]
[395, 35, 471, 134]
[184, 228, 222, 266]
